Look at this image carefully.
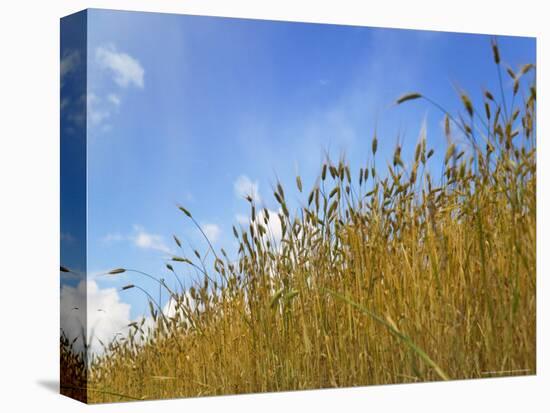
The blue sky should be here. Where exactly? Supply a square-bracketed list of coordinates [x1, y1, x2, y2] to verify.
[61, 9, 535, 348]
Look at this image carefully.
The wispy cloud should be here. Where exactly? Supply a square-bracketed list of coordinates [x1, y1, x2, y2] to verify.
[96, 45, 144, 89]
[60, 49, 86, 133]
[60, 50, 80, 87]
[88, 44, 144, 130]
[107, 93, 121, 107]
[233, 29, 437, 176]
[234, 175, 261, 202]
[132, 225, 171, 254]
[102, 226, 172, 254]
[201, 224, 221, 243]
[87, 92, 112, 127]
[102, 232, 124, 243]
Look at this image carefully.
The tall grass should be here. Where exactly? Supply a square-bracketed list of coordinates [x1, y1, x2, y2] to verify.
[74, 41, 536, 403]
[60, 331, 87, 402]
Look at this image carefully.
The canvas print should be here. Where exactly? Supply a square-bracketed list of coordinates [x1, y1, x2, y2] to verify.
[60, 9, 536, 404]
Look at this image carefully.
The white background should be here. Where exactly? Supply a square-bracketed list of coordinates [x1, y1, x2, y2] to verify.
[0, 0, 547, 411]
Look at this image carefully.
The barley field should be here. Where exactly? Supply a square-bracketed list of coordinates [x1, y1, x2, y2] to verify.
[61, 40, 536, 403]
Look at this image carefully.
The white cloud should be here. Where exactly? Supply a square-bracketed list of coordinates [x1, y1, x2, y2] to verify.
[61, 280, 206, 356]
[62, 93, 87, 130]
[237, 208, 282, 244]
[102, 226, 172, 254]
[132, 225, 171, 254]
[86, 93, 124, 128]
[61, 280, 131, 355]
[201, 224, 221, 243]
[60, 50, 80, 86]
[96, 45, 144, 89]
[132, 292, 203, 346]
[102, 232, 124, 242]
[86, 45, 143, 131]
[107, 93, 121, 106]
[236, 213, 248, 226]
[87, 92, 111, 126]
[162, 293, 199, 318]
[260, 209, 283, 244]
[234, 175, 261, 202]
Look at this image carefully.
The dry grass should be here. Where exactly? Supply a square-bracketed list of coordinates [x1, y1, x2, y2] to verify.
[63, 41, 536, 403]
[60, 331, 87, 402]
